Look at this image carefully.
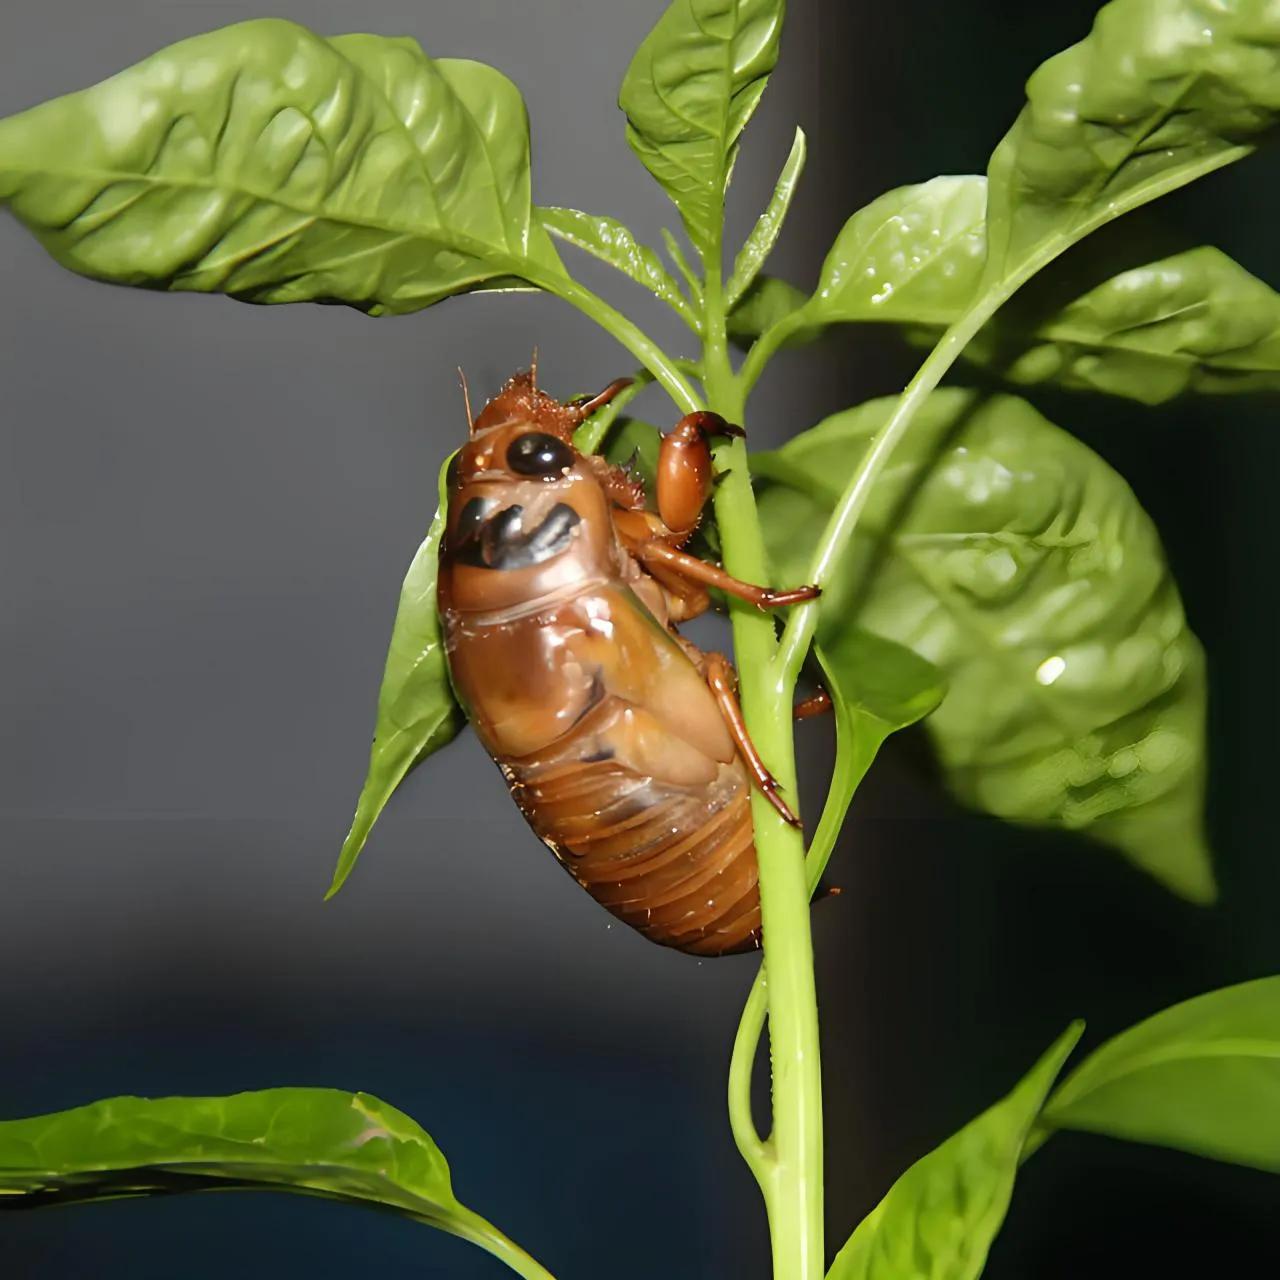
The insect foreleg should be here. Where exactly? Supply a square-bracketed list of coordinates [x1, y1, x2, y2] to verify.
[701, 652, 802, 828]
[631, 540, 820, 609]
[655, 411, 744, 541]
[793, 688, 832, 720]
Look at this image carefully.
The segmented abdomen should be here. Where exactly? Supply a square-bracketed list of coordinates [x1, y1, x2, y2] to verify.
[498, 698, 761, 956]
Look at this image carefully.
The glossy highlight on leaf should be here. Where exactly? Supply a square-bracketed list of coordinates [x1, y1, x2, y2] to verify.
[619, 0, 785, 253]
[537, 205, 696, 327]
[0, 21, 563, 314]
[0, 1088, 551, 1278]
[725, 126, 806, 308]
[827, 1024, 1083, 1280]
[1039, 976, 1280, 1172]
[756, 390, 1213, 902]
[329, 457, 464, 898]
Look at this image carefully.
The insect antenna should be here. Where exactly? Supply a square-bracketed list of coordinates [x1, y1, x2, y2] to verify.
[458, 366, 475, 434]
[530, 345, 539, 392]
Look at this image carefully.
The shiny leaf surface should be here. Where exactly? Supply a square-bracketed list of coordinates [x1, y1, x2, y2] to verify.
[619, 0, 785, 253]
[807, 175, 987, 328]
[329, 458, 463, 897]
[827, 1024, 1083, 1280]
[537, 205, 695, 325]
[984, 0, 1280, 290]
[725, 126, 807, 308]
[0, 1089, 547, 1276]
[0, 20, 563, 314]
[756, 390, 1213, 902]
[1039, 976, 1280, 1171]
[751, 171, 1280, 404]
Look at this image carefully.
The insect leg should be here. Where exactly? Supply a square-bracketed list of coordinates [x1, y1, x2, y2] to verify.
[655, 412, 744, 542]
[702, 652, 802, 828]
[793, 688, 832, 720]
[632, 540, 820, 608]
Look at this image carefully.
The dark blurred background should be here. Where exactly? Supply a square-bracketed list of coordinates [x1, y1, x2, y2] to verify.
[1, 1, 1277, 1276]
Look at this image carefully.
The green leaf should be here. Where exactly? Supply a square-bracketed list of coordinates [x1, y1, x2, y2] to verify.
[806, 175, 988, 329]
[536, 206, 695, 326]
[727, 274, 813, 347]
[1038, 976, 1280, 1172]
[328, 456, 464, 898]
[827, 1023, 1083, 1280]
[983, 0, 1280, 292]
[725, 126, 806, 308]
[755, 390, 1213, 903]
[0, 1089, 552, 1279]
[965, 245, 1280, 405]
[803, 629, 945, 889]
[0, 20, 563, 314]
[619, 0, 785, 254]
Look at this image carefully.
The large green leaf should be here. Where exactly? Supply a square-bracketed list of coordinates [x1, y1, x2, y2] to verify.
[0, 20, 563, 314]
[743, 172, 1280, 404]
[827, 1024, 1083, 1280]
[805, 629, 945, 887]
[0, 1089, 551, 1279]
[328, 457, 463, 898]
[755, 390, 1213, 902]
[619, 0, 785, 254]
[1038, 976, 1280, 1171]
[536, 205, 695, 326]
[983, 0, 1280, 291]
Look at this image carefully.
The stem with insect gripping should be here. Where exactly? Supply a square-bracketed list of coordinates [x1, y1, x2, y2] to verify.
[701, 249, 824, 1280]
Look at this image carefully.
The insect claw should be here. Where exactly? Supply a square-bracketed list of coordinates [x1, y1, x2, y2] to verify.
[758, 584, 822, 609]
[760, 777, 803, 828]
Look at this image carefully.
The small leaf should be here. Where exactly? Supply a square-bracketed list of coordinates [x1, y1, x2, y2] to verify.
[983, 0, 1280, 290]
[725, 126, 807, 308]
[0, 21, 563, 314]
[804, 629, 945, 886]
[727, 275, 813, 347]
[806, 175, 987, 328]
[329, 457, 464, 898]
[619, 0, 785, 253]
[537, 206, 695, 326]
[755, 390, 1213, 902]
[827, 1023, 1083, 1280]
[0, 1088, 550, 1278]
[1039, 976, 1280, 1172]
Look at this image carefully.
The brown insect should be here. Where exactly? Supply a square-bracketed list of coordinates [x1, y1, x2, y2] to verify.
[437, 368, 820, 956]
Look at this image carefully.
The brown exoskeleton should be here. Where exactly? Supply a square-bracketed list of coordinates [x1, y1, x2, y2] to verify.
[437, 369, 821, 956]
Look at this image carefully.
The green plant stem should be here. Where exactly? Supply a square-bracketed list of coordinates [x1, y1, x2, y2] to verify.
[703, 254, 824, 1280]
[454, 1207, 558, 1280]
[739, 306, 809, 396]
[532, 269, 703, 414]
[774, 300, 1001, 687]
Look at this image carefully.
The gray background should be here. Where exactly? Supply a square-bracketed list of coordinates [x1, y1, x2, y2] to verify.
[2, 1, 1279, 1276]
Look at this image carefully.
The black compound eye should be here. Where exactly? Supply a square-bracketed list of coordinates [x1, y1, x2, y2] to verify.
[507, 432, 574, 479]
[445, 451, 462, 492]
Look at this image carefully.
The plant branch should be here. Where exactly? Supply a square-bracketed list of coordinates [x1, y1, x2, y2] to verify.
[739, 306, 810, 396]
[530, 268, 703, 414]
[774, 298, 1004, 686]
[702, 248, 825, 1280]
